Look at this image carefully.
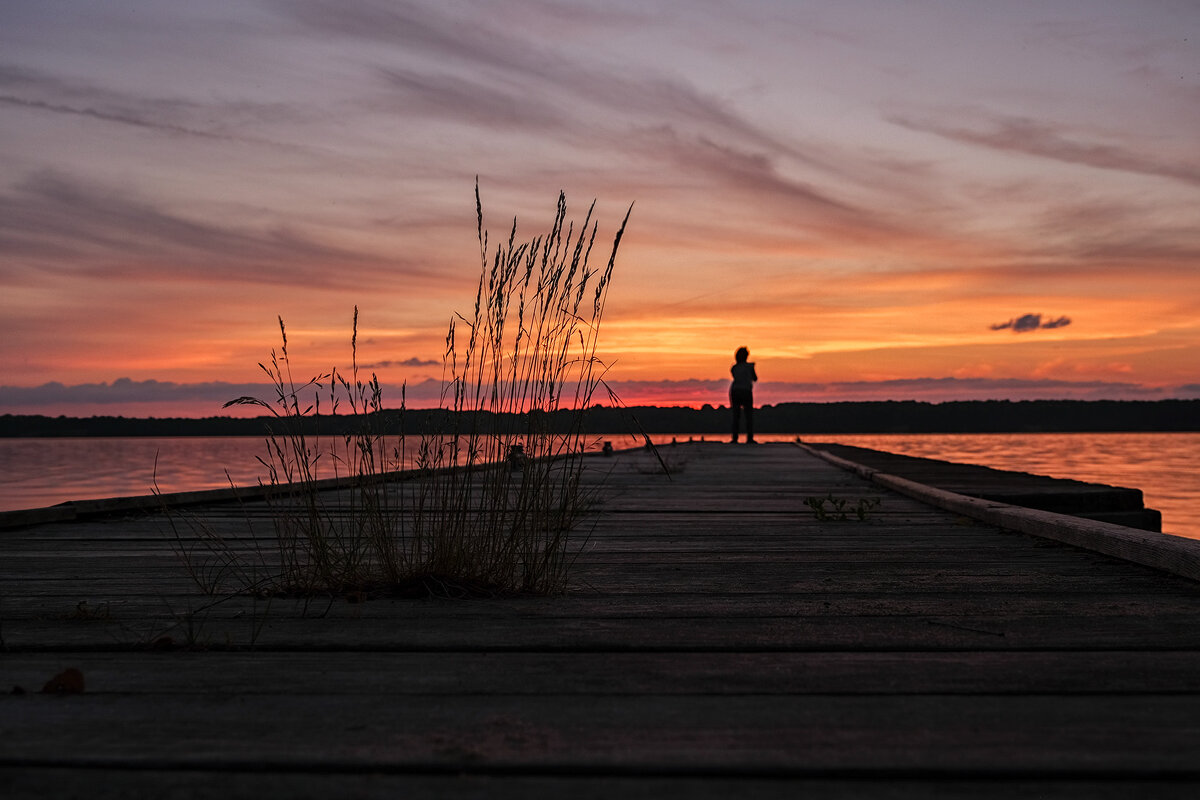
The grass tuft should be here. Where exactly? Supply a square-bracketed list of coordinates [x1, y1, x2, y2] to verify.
[173, 184, 630, 598]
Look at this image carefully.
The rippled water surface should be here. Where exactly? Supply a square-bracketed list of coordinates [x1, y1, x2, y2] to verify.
[2, 432, 1196, 540]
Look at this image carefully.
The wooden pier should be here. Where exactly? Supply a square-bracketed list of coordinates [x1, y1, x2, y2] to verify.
[3, 441, 1200, 797]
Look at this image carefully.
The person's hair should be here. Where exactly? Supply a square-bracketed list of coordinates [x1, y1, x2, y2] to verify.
[735, 346, 749, 363]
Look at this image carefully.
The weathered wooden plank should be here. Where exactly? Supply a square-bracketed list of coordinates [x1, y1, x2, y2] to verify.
[0, 528, 1048, 553]
[5, 568, 1189, 597]
[8, 651, 1200, 695]
[1, 539, 1112, 560]
[3, 694, 1199, 774]
[5, 549, 1168, 574]
[4, 772, 1196, 800]
[9, 591, 1200, 621]
[7, 612, 1200, 651]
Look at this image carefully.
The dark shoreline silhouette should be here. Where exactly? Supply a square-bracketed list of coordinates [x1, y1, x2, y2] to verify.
[2, 399, 1198, 437]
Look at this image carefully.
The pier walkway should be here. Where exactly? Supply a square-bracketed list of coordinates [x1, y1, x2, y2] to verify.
[3, 441, 1200, 797]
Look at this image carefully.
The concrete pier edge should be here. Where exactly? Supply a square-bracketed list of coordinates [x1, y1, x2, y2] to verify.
[798, 441, 1200, 584]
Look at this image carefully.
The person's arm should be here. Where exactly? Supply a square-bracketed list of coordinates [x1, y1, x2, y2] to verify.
[750, 364, 758, 382]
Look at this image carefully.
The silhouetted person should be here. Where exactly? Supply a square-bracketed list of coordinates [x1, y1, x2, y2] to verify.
[730, 346, 757, 443]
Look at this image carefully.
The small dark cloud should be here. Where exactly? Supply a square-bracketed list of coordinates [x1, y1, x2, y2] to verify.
[990, 313, 1071, 333]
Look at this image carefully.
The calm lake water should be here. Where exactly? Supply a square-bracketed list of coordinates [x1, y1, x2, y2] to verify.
[2, 433, 1196, 540]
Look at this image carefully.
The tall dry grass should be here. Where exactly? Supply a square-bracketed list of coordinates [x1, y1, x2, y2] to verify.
[408, 183, 631, 593]
[221, 306, 408, 595]
[193, 184, 630, 597]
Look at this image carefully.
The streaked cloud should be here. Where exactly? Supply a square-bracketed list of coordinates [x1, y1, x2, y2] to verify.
[289, 0, 850, 183]
[0, 171, 432, 289]
[892, 112, 1200, 188]
[375, 68, 564, 129]
[0, 63, 306, 147]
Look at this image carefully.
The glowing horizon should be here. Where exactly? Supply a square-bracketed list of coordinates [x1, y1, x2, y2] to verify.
[2, 1, 1198, 419]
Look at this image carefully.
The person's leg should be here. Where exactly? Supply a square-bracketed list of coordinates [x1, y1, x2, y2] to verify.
[731, 400, 740, 442]
[745, 402, 755, 442]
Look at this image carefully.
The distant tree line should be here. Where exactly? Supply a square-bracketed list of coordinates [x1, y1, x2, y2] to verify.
[2, 399, 1197, 437]
[620, 399, 1200, 434]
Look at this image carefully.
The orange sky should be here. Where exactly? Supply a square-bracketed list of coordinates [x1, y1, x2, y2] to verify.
[2, 1, 1198, 417]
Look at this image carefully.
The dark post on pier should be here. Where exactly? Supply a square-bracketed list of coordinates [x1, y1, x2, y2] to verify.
[3, 442, 1200, 797]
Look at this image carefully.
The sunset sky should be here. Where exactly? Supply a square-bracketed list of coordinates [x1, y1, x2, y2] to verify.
[2, 0, 1198, 417]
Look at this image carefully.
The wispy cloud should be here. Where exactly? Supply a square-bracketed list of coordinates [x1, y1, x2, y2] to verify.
[0, 64, 305, 148]
[288, 0, 848, 181]
[375, 68, 563, 129]
[277, 0, 955, 265]
[0, 172, 432, 288]
[892, 112, 1200, 188]
[0, 93, 243, 142]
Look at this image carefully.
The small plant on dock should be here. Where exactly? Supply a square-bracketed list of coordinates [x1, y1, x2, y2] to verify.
[218, 306, 409, 595]
[174, 184, 631, 598]
[804, 494, 880, 521]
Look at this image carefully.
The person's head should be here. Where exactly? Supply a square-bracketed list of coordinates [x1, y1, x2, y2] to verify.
[735, 346, 749, 363]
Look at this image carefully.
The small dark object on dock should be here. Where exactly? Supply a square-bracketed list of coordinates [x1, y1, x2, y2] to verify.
[507, 444, 526, 471]
[602, 441, 614, 456]
[40, 668, 85, 694]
